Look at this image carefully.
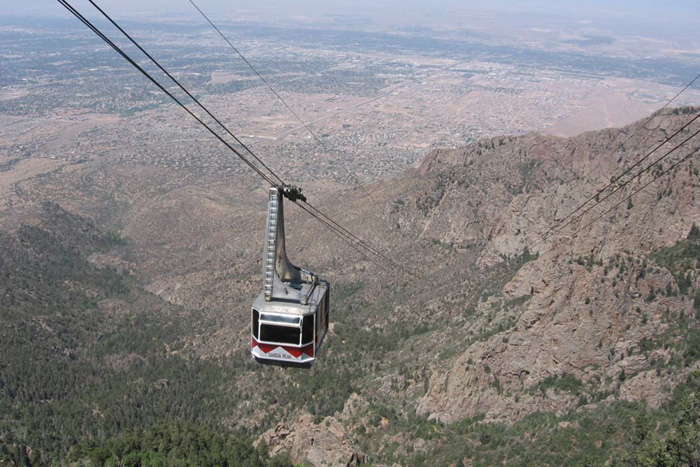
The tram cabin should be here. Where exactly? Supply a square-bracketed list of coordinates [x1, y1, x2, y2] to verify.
[251, 186, 330, 367]
[251, 281, 329, 366]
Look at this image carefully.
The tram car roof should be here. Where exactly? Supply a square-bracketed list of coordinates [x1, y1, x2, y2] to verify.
[252, 279, 329, 316]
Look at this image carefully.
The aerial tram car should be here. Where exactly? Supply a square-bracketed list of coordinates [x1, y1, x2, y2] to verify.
[251, 186, 330, 367]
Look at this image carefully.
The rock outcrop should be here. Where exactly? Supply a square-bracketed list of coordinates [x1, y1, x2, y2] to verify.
[257, 414, 367, 467]
[417, 107, 700, 424]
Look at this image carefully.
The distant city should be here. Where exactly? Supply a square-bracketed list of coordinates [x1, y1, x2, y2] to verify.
[2, 15, 699, 199]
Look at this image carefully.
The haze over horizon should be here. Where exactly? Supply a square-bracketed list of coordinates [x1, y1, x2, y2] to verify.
[4, 0, 700, 36]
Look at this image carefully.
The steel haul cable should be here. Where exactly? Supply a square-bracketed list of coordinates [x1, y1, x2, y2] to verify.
[567, 71, 700, 191]
[294, 202, 392, 272]
[86, 0, 285, 187]
[183, 2, 700, 272]
[299, 200, 406, 272]
[59, 0, 400, 271]
[186, 0, 380, 204]
[528, 125, 700, 251]
[531, 89, 700, 248]
[528, 111, 700, 250]
[58, 0, 278, 187]
[568, 146, 700, 244]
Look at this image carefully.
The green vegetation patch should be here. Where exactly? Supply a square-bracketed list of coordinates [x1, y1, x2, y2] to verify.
[378, 373, 700, 467]
[532, 373, 584, 396]
[649, 230, 700, 295]
[333, 281, 364, 302]
[66, 422, 269, 467]
[504, 294, 531, 310]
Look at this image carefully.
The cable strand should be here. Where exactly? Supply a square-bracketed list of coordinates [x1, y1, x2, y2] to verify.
[187, 0, 381, 201]
[87, 0, 286, 187]
[529, 73, 700, 248]
[528, 113, 700, 249]
[568, 147, 700, 243]
[58, 0, 278, 187]
[528, 126, 700, 251]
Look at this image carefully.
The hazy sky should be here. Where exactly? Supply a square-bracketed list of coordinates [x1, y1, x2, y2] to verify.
[3, 0, 699, 42]
[5, 0, 699, 23]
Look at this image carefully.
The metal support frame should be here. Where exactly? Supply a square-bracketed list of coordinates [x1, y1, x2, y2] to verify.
[263, 187, 316, 303]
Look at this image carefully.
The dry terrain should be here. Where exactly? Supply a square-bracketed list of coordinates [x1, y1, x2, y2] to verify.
[3, 13, 700, 467]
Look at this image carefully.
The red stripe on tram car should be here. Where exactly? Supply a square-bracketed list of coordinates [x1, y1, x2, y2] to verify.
[302, 344, 314, 357]
[283, 344, 314, 358]
[258, 343, 277, 354]
[253, 338, 314, 359]
[252, 338, 277, 354]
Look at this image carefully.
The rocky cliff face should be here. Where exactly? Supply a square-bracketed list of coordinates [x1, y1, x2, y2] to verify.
[417, 254, 695, 423]
[390, 108, 700, 261]
[414, 107, 700, 424]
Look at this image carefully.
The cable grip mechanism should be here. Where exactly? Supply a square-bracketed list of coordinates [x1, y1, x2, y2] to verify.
[281, 185, 306, 203]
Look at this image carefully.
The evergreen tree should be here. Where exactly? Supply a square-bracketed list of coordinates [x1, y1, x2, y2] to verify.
[618, 388, 700, 465]
[688, 222, 700, 241]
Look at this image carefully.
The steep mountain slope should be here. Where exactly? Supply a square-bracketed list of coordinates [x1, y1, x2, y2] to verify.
[0, 203, 269, 465]
[277, 106, 700, 465]
[2, 108, 700, 465]
[408, 107, 700, 425]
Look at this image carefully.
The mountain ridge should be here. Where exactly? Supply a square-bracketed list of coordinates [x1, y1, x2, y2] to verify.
[3, 108, 700, 465]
